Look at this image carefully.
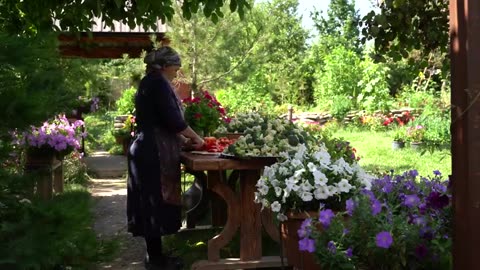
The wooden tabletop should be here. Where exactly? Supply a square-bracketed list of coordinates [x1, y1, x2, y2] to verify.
[180, 152, 277, 171]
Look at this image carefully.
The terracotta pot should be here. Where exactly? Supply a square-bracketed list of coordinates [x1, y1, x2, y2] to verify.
[281, 211, 322, 270]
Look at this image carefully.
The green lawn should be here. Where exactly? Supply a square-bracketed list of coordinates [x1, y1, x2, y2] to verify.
[331, 129, 451, 177]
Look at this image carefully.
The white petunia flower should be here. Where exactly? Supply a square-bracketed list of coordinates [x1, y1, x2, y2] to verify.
[258, 184, 269, 195]
[300, 191, 313, 201]
[294, 168, 306, 179]
[271, 201, 282, 212]
[300, 181, 314, 192]
[307, 162, 317, 172]
[314, 186, 330, 200]
[328, 185, 339, 195]
[274, 186, 283, 197]
[277, 213, 288, 222]
[291, 159, 303, 167]
[337, 179, 353, 193]
[330, 164, 343, 175]
[313, 170, 328, 186]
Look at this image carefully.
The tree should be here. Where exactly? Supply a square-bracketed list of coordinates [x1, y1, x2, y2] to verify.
[0, 0, 251, 35]
[167, 0, 264, 94]
[311, 0, 362, 54]
[252, 0, 309, 105]
[361, 0, 449, 61]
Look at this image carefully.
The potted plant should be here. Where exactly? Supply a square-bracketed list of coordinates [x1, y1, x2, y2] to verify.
[391, 128, 406, 150]
[15, 114, 85, 162]
[112, 115, 136, 155]
[215, 112, 269, 139]
[406, 125, 426, 150]
[255, 143, 373, 269]
[299, 170, 452, 269]
[182, 90, 229, 137]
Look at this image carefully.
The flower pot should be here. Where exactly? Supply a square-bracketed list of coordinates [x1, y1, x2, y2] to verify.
[391, 140, 405, 150]
[25, 147, 56, 165]
[281, 211, 322, 270]
[410, 141, 425, 151]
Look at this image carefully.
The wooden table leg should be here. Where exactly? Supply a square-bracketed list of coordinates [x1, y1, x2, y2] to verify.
[240, 170, 262, 261]
[208, 180, 241, 261]
[208, 171, 227, 226]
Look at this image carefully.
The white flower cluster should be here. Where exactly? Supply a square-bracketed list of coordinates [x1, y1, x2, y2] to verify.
[215, 112, 267, 134]
[254, 144, 373, 221]
[223, 117, 314, 157]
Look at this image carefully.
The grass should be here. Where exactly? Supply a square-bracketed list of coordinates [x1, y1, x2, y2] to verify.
[331, 128, 451, 177]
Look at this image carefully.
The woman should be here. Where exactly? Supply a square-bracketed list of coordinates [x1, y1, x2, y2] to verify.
[127, 46, 204, 270]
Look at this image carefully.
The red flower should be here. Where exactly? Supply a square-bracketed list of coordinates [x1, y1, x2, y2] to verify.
[194, 113, 202, 119]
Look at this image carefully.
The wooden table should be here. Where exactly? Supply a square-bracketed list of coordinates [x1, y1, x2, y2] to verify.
[181, 152, 287, 270]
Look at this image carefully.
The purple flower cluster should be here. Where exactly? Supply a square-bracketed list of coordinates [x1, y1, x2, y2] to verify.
[299, 170, 451, 269]
[16, 114, 85, 153]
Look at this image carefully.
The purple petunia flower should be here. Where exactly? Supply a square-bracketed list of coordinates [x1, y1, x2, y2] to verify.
[298, 237, 316, 253]
[409, 170, 419, 178]
[345, 247, 353, 258]
[415, 244, 428, 259]
[403, 194, 420, 208]
[318, 209, 335, 228]
[419, 227, 434, 241]
[345, 199, 355, 216]
[327, 241, 336, 254]
[343, 228, 349, 235]
[433, 170, 441, 176]
[297, 218, 312, 238]
[426, 191, 450, 209]
[371, 199, 382, 216]
[375, 231, 393, 249]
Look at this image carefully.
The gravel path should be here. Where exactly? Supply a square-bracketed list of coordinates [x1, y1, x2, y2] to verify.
[90, 178, 145, 270]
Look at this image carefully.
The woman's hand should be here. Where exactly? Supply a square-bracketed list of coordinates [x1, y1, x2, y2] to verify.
[191, 137, 205, 150]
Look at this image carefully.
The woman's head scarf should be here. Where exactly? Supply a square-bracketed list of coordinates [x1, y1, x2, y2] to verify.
[144, 46, 182, 69]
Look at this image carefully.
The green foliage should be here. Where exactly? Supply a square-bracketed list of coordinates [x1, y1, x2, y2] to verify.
[0, 0, 251, 35]
[311, 0, 362, 54]
[0, 32, 83, 132]
[358, 58, 392, 112]
[361, 0, 449, 60]
[0, 187, 117, 269]
[313, 46, 362, 113]
[215, 70, 276, 114]
[63, 153, 90, 185]
[83, 113, 118, 154]
[115, 87, 136, 115]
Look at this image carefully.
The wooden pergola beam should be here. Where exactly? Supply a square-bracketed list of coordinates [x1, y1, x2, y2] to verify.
[450, 0, 480, 268]
[58, 32, 168, 59]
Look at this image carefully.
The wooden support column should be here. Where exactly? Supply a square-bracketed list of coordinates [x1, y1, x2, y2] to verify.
[450, 0, 480, 268]
[240, 170, 262, 260]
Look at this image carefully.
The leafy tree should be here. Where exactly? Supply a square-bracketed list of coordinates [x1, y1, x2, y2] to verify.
[168, 0, 264, 94]
[311, 0, 362, 54]
[0, 0, 252, 35]
[251, 0, 309, 105]
[361, 0, 449, 61]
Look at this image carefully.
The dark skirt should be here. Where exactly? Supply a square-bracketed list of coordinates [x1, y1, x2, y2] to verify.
[127, 129, 182, 238]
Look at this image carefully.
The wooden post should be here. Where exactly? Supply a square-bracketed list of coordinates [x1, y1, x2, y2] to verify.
[287, 105, 294, 122]
[53, 160, 64, 193]
[450, 0, 480, 268]
[240, 170, 262, 261]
